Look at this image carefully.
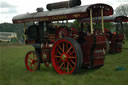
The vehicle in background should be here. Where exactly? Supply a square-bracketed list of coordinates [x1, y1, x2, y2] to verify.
[78, 15, 128, 53]
[0, 32, 17, 43]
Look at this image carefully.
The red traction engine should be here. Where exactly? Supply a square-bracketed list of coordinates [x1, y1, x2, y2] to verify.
[104, 16, 128, 53]
[79, 15, 128, 54]
[12, 2, 113, 74]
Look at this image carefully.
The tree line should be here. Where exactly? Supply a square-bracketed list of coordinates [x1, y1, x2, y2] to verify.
[0, 23, 24, 42]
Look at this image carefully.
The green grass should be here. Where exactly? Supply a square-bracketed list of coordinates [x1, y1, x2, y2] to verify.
[0, 41, 128, 85]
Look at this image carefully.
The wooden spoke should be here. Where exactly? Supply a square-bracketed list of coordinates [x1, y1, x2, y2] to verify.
[55, 56, 61, 58]
[28, 57, 33, 60]
[30, 54, 33, 59]
[33, 53, 37, 61]
[70, 60, 76, 65]
[56, 49, 62, 55]
[28, 60, 32, 63]
[69, 51, 75, 56]
[58, 44, 63, 52]
[69, 62, 73, 68]
[66, 46, 72, 54]
[59, 62, 64, 69]
[64, 62, 66, 71]
[63, 43, 65, 52]
[67, 62, 69, 72]
[32, 52, 35, 59]
[28, 57, 33, 61]
[68, 56, 76, 59]
[30, 63, 33, 69]
[32, 64, 34, 70]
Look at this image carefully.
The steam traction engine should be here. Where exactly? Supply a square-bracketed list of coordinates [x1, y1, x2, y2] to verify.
[105, 16, 128, 53]
[79, 15, 128, 53]
[12, 1, 113, 74]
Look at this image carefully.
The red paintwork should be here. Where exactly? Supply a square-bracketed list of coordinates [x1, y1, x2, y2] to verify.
[115, 16, 128, 22]
[106, 33, 124, 53]
[12, 3, 114, 73]
[71, 27, 78, 35]
[104, 28, 110, 33]
[93, 35, 106, 66]
[25, 25, 106, 71]
[51, 39, 77, 74]
[56, 27, 70, 38]
[25, 27, 106, 71]
[81, 34, 106, 67]
[25, 51, 38, 72]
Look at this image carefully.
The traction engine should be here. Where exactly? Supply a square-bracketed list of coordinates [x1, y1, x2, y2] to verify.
[12, 0, 113, 74]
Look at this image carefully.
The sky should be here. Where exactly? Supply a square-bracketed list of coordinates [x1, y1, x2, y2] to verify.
[0, 0, 128, 23]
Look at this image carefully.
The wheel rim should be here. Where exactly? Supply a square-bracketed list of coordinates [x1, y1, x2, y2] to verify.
[25, 51, 38, 72]
[52, 39, 77, 74]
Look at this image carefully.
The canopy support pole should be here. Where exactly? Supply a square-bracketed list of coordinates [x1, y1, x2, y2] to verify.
[23, 23, 26, 33]
[23, 23, 26, 40]
[101, 8, 104, 33]
[90, 9, 93, 34]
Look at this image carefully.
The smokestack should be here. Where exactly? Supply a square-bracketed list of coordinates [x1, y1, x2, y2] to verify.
[46, 0, 81, 10]
[36, 7, 44, 12]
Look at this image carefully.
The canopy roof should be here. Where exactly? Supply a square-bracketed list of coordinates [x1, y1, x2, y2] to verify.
[78, 15, 128, 23]
[115, 16, 128, 22]
[12, 3, 113, 24]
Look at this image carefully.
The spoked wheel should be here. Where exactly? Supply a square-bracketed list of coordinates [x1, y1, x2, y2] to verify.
[51, 37, 83, 74]
[25, 51, 40, 72]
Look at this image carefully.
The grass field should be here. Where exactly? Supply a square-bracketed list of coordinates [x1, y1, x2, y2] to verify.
[0, 41, 128, 85]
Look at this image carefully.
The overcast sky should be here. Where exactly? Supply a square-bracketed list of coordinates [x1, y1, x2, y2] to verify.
[0, 0, 128, 23]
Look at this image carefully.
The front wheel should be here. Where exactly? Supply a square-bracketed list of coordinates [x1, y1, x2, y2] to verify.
[51, 37, 83, 74]
[25, 51, 40, 72]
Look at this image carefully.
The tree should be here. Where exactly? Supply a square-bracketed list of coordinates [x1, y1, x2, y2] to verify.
[72, 20, 81, 30]
[115, 4, 128, 16]
[0, 23, 24, 41]
[115, 4, 128, 39]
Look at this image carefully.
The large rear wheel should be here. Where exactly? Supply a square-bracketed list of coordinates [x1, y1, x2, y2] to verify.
[25, 51, 40, 72]
[51, 37, 83, 74]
